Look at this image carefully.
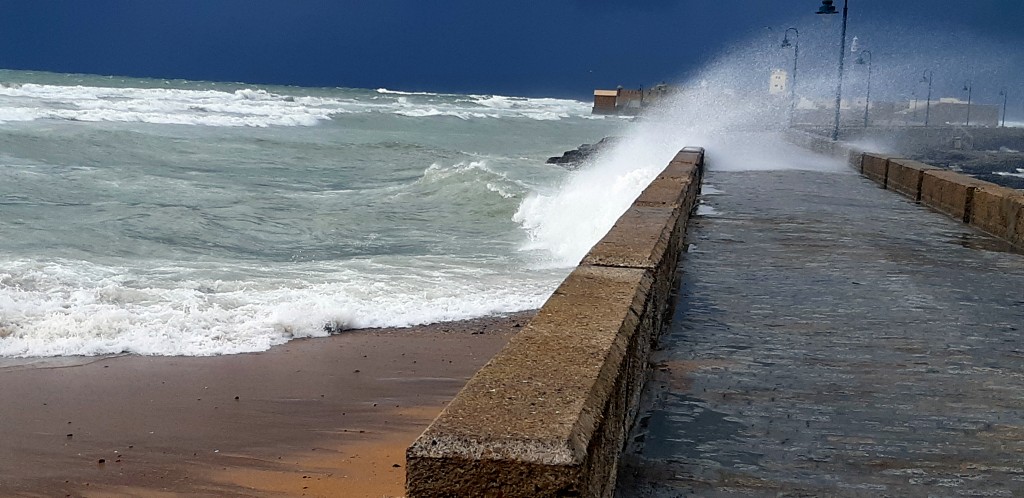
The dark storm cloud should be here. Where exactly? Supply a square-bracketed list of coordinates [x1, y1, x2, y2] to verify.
[0, 0, 1021, 99]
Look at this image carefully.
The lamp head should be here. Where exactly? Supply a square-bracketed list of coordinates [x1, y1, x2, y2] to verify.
[963, 84, 970, 92]
[856, 55, 866, 65]
[781, 36, 792, 48]
[817, 0, 838, 14]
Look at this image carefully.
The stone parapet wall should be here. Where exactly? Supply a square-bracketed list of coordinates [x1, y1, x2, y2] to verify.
[405, 148, 705, 497]
[862, 154, 892, 188]
[785, 129, 1023, 252]
[919, 169, 989, 222]
[887, 159, 939, 202]
[971, 185, 1024, 242]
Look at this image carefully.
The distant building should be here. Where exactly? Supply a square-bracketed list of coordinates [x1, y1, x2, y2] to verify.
[592, 90, 618, 114]
[592, 83, 675, 115]
[617, 87, 643, 113]
[897, 98, 1000, 127]
[770, 69, 789, 95]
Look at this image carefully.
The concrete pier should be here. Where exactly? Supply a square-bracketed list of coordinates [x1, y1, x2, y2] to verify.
[618, 162, 1024, 496]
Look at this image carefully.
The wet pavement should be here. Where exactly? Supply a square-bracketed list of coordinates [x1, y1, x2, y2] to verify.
[617, 167, 1024, 497]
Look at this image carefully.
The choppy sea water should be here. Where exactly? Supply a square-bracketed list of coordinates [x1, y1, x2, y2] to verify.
[0, 70, 662, 357]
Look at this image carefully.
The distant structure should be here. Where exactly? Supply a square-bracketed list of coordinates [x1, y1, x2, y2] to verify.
[770, 69, 789, 96]
[910, 98, 1000, 127]
[592, 90, 619, 114]
[592, 83, 673, 115]
[791, 97, 1000, 128]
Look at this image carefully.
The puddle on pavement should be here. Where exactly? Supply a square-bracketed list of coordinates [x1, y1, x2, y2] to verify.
[639, 392, 761, 467]
[946, 233, 1020, 254]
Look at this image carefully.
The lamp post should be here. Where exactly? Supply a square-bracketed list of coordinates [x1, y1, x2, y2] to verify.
[963, 80, 973, 126]
[781, 27, 800, 125]
[921, 70, 933, 127]
[1000, 88, 1008, 127]
[912, 91, 918, 123]
[855, 50, 872, 128]
[817, 0, 848, 141]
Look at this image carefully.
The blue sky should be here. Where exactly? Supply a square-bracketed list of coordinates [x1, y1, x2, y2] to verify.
[4, 1, 1023, 102]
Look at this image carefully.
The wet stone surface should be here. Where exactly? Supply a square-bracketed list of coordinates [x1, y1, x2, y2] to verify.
[617, 169, 1024, 497]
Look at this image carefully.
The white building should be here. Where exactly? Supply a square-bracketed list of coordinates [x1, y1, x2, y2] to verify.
[770, 69, 789, 95]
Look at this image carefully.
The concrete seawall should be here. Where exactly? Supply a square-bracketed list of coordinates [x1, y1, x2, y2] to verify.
[405, 148, 705, 497]
[786, 130, 1024, 252]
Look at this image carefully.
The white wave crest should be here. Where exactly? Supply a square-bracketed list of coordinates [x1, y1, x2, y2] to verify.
[0, 83, 339, 128]
[0, 79, 593, 127]
[0, 257, 553, 357]
[513, 134, 666, 267]
[375, 88, 442, 96]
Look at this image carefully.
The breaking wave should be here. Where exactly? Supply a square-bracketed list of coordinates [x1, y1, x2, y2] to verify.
[0, 77, 591, 127]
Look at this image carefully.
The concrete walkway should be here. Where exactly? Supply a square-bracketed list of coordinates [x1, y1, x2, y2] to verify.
[617, 165, 1024, 496]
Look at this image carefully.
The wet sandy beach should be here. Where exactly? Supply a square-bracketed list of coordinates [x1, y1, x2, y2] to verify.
[0, 312, 531, 497]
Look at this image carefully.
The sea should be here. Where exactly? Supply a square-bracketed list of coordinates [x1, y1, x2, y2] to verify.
[0, 69, 665, 357]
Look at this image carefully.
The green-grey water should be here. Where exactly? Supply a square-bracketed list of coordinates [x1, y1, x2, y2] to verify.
[0, 70, 628, 356]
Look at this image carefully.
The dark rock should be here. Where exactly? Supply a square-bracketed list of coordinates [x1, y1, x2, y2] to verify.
[546, 137, 622, 169]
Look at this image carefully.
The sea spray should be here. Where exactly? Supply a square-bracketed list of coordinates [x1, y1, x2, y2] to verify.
[513, 133, 674, 266]
[511, 42, 854, 267]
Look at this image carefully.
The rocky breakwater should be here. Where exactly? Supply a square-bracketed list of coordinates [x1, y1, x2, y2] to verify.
[405, 147, 705, 497]
[546, 137, 621, 169]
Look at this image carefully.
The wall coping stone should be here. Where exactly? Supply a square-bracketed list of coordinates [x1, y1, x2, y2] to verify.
[406, 148, 705, 497]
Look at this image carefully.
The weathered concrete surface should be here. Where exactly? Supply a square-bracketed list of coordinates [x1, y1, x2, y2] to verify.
[618, 168, 1024, 497]
[406, 149, 704, 497]
[407, 265, 651, 498]
[790, 131, 1022, 251]
[886, 158, 938, 202]
[920, 169, 990, 222]
[846, 147, 865, 173]
[861, 153, 891, 187]
[1010, 194, 1024, 250]
[970, 184, 1024, 244]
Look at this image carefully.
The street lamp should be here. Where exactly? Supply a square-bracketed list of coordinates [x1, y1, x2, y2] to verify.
[912, 90, 918, 123]
[920, 70, 933, 127]
[855, 49, 872, 128]
[1000, 88, 1008, 127]
[781, 27, 800, 125]
[817, 0, 848, 141]
[962, 80, 973, 126]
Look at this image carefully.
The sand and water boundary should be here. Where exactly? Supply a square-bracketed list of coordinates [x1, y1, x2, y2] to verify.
[1, 147, 705, 498]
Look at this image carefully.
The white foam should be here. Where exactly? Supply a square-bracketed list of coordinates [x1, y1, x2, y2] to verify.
[0, 83, 339, 127]
[375, 88, 442, 96]
[0, 81, 593, 128]
[0, 257, 556, 357]
[995, 168, 1024, 178]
